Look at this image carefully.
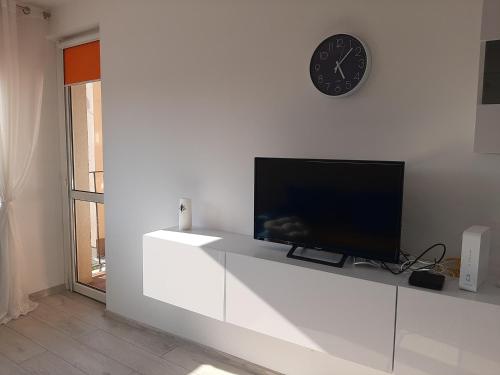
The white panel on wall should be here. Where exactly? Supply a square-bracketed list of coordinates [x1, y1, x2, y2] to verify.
[225, 252, 397, 373]
[481, 0, 500, 41]
[395, 286, 500, 375]
[475, 2, 500, 154]
[474, 105, 500, 153]
[143, 231, 226, 321]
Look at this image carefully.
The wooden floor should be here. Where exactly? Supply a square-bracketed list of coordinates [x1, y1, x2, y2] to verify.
[87, 273, 106, 291]
[0, 291, 280, 375]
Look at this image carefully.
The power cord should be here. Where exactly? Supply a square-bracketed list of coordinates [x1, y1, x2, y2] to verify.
[381, 243, 447, 275]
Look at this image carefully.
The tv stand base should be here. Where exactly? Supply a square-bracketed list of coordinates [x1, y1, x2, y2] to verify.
[286, 245, 348, 268]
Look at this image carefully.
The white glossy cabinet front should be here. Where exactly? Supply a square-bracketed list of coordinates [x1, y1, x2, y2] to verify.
[225, 253, 397, 373]
[395, 286, 500, 375]
[143, 232, 225, 321]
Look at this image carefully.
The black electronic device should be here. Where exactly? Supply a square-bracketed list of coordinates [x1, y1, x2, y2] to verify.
[408, 271, 445, 291]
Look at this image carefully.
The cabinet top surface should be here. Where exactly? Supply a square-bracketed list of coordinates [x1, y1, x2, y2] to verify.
[144, 227, 500, 307]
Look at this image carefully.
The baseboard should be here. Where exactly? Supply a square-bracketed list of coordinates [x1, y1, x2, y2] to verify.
[29, 284, 67, 300]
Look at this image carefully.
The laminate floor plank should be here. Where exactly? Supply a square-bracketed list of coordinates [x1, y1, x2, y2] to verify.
[38, 294, 108, 330]
[170, 342, 279, 375]
[96, 316, 178, 357]
[0, 291, 279, 375]
[7, 316, 133, 375]
[0, 325, 46, 363]
[20, 351, 88, 375]
[39, 292, 104, 312]
[29, 301, 97, 338]
[163, 346, 261, 375]
[77, 329, 188, 375]
[192, 365, 252, 375]
[0, 353, 31, 375]
[60, 291, 105, 311]
[40, 293, 177, 356]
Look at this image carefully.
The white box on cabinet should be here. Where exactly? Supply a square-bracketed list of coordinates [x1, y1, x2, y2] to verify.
[225, 252, 397, 373]
[143, 230, 226, 321]
[459, 226, 491, 292]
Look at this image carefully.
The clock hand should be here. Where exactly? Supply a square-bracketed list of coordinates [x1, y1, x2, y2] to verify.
[333, 47, 353, 74]
[335, 61, 346, 79]
[337, 47, 354, 66]
[334, 47, 354, 75]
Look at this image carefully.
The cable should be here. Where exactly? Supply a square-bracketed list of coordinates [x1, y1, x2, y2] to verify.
[381, 243, 447, 275]
[384, 243, 446, 274]
[433, 257, 461, 277]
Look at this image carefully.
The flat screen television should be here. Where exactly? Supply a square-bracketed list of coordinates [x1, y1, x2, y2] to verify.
[254, 157, 404, 265]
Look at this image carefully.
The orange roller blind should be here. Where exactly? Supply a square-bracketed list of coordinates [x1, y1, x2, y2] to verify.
[64, 41, 100, 85]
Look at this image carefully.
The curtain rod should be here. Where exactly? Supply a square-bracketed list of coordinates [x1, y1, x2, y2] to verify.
[16, 4, 51, 20]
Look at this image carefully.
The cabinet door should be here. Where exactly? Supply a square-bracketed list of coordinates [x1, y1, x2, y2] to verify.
[225, 253, 397, 373]
[143, 232, 225, 321]
[395, 286, 500, 375]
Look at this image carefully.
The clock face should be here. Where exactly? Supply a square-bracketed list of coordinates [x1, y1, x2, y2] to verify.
[310, 34, 370, 97]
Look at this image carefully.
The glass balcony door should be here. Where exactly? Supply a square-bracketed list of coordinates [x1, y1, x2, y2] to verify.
[65, 81, 106, 301]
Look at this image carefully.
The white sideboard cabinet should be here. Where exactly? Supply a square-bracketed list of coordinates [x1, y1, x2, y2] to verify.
[143, 228, 500, 375]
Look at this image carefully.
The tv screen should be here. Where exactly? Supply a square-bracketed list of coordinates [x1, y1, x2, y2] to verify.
[254, 158, 404, 263]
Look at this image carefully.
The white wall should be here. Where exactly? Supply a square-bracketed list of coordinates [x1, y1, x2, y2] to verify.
[49, 1, 498, 373]
[16, 42, 65, 294]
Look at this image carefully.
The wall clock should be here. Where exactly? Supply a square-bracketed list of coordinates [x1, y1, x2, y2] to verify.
[310, 34, 371, 97]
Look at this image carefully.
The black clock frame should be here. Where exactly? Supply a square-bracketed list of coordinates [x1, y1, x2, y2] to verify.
[310, 34, 370, 97]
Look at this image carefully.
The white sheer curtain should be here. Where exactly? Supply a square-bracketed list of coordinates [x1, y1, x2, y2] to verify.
[0, 0, 48, 324]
